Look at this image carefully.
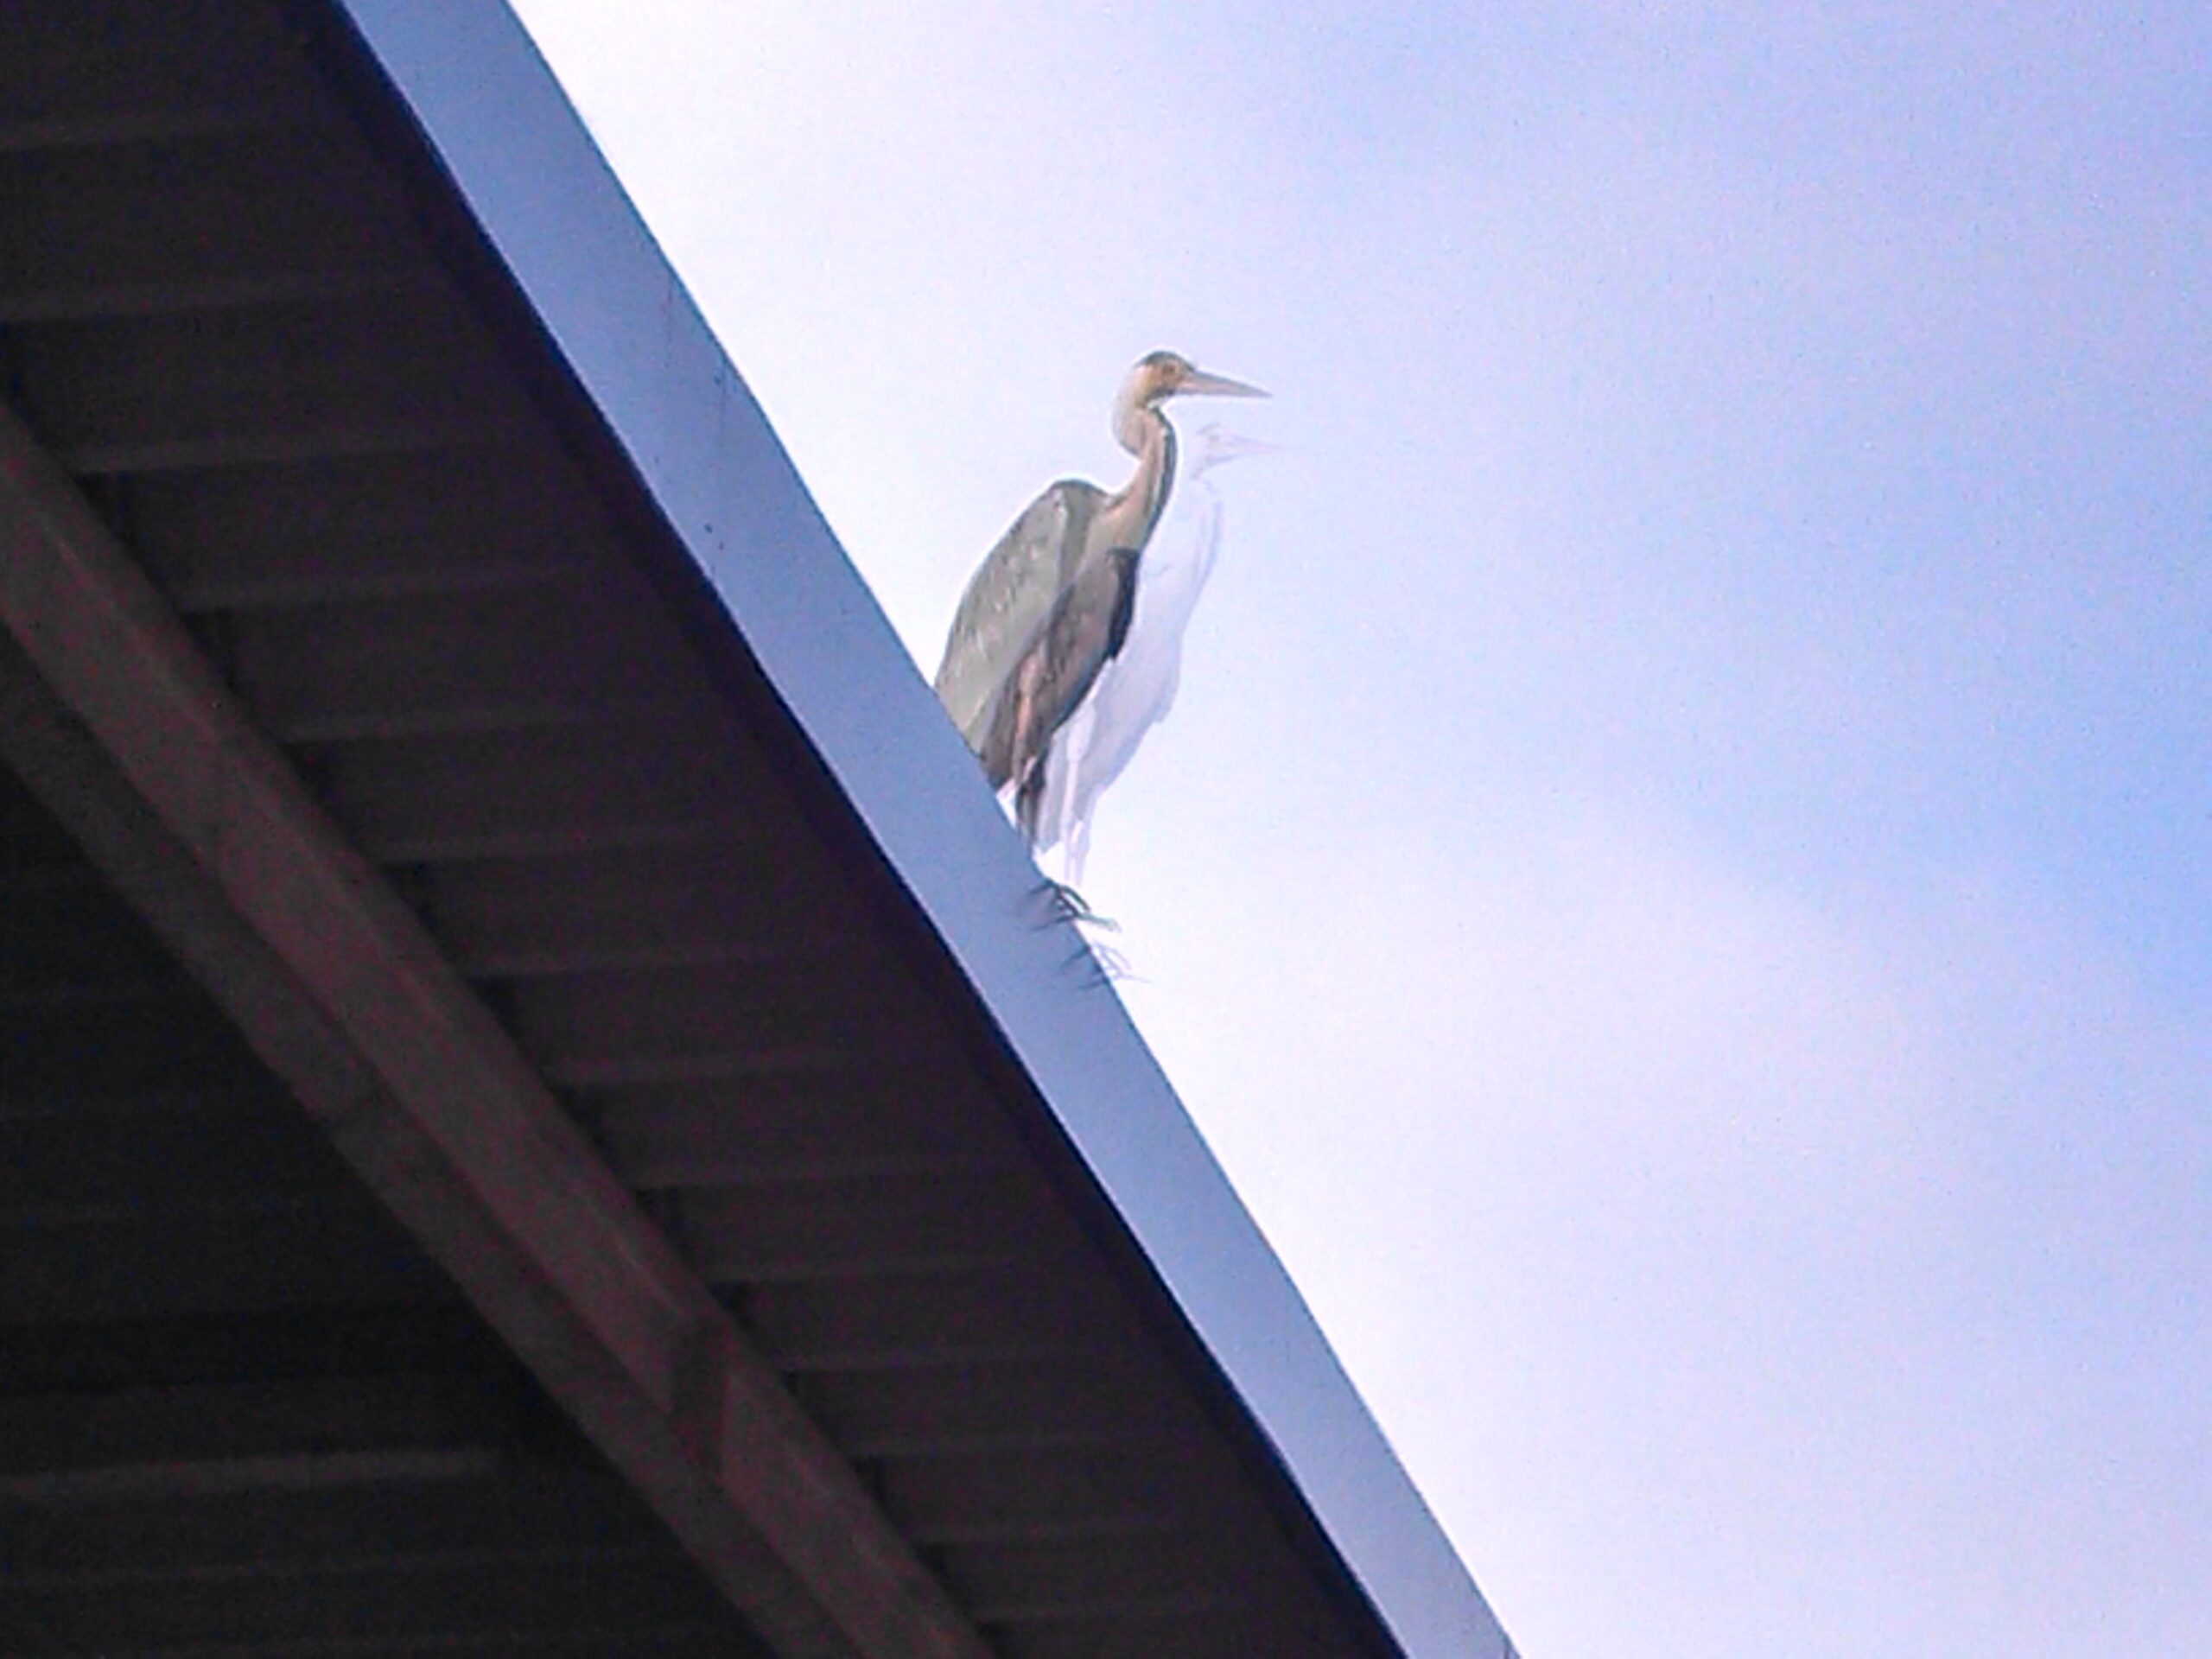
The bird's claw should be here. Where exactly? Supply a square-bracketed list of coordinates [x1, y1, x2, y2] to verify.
[1088, 939, 1136, 982]
[1060, 934, 1134, 987]
[1029, 877, 1118, 933]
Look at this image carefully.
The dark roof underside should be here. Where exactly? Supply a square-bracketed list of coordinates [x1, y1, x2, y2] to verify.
[0, 3, 1425, 1656]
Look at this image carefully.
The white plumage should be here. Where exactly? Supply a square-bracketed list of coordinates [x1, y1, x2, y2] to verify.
[1033, 423, 1274, 887]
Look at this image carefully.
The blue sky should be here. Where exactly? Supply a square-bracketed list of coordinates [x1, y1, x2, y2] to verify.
[508, 4, 2208, 1654]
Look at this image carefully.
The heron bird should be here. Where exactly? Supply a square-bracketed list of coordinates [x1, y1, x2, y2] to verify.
[1031, 423, 1276, 888]
[933, 352, 1267, 815]
[978, 536, 1143, 849]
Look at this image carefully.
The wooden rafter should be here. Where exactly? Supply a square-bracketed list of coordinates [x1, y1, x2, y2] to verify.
[0, 397, 990, 1659]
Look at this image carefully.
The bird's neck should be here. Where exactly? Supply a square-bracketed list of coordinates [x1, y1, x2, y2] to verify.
[1108, 403, 1177, 546]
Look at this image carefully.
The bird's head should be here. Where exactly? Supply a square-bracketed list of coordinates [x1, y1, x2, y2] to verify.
[1113, 353, 1267, 450]
[1123, 350, 1269, 410]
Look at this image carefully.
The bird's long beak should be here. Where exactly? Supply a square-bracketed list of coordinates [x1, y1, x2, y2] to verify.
[1177, 367, 1269, 399]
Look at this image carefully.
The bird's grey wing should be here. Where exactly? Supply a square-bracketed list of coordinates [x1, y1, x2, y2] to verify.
[933, 481, 1099, 749]
[977, 543, 1139, 795]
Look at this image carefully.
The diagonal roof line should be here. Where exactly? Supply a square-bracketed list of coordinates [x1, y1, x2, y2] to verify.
[302, 4, 1516, 1655]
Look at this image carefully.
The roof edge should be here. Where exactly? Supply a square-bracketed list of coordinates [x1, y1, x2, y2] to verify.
[314, 5, 1515, 1654]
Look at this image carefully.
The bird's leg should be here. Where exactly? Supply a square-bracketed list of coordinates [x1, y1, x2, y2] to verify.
[1050, 710, 1090, 885]
[1014, 752, 1048, 848]
[1014, 747, 1113, 930]
[1009, 664, 1070, 846]
[1065, 810, 1092, 893]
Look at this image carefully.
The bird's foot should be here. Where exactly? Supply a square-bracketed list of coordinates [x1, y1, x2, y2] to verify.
[1059, 933, 1137, 988]
[1088, 938, 1138, 983]
[1028, 877, 1119, 933]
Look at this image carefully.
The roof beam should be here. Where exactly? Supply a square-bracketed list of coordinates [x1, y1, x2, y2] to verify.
[0, 397, 988, 1659]
[0, 1448, 502, 1506]
[52, 420, 507, 476]
[0, 108, 307, 156]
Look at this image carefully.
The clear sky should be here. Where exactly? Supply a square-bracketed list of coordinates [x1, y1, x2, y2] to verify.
[507, 5, 2209, 1654]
